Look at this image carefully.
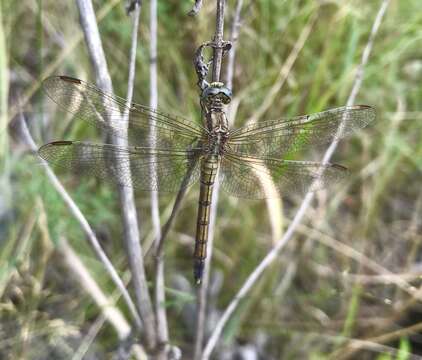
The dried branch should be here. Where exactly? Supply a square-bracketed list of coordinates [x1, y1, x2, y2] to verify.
[202, 3, 246, 293]
[148, 0, 170, 355]
[70, 261, 147, 360]
[211, 0, 226, 82]
[14, 113, 142, 332]
[202, 0, 391, 357]
[75, 0, 156, 350]
[225, 0, 243, 90]
[58, 238, 132, 340]
[193, 1, 227, 359]
[123, 1, 141, 114]
[188, 0, 204, 17]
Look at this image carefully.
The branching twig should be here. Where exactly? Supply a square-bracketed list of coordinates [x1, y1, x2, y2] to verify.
[14, 113, 142, 331]
[75, 0, 156, 350]
[202, 0, 391, 357]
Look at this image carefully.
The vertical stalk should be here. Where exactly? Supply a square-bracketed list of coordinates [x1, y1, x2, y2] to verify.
[211, 0, 226, 82]
[194, 2, 227, 359]
[149, 0, 170, 356]
[0, 0, 9, 171]
[75, 0, 157, 350]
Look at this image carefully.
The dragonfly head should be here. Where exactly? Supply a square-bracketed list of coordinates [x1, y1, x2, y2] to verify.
[201, 82, 232, 105]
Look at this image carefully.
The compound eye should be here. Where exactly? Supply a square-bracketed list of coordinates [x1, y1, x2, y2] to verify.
[221, 94, 231, 104]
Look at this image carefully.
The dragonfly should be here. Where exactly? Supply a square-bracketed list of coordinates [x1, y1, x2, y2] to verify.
[38, 75, 376, 284]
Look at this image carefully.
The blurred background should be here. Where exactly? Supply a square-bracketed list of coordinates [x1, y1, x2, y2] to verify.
[1, 0, 422, 359]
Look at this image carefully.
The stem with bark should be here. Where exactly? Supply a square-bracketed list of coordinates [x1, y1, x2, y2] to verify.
[75, 0, 156, 350]
[194, 1, 227, 359]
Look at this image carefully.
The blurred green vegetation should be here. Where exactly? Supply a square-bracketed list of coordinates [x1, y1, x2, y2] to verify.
[2, 0, 422, 358]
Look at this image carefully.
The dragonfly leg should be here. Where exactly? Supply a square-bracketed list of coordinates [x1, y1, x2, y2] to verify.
[194, 41, 232, 91]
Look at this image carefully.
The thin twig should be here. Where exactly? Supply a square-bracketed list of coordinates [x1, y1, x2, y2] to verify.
[291, 220, 421, 298]
[202, 1, 391, 357]
[71, 265, 147, 360]
[58, 238, 132, 340]
[225, 0, 243, 90]
[204, 4, 247, 289]
[151, 149, 200, 261]
[75, 0, 156, 350]
[188, 0, 204, 17]
[193, 1, 227, 359]
[14, 113, 142, 331]
[123, 2, 141, 116]
[211, 0, 226, 83]
[333, 321, 422, 360]
[148, 0, 170, 354]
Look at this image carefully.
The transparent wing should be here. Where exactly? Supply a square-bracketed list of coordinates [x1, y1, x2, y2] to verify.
[43, 76, 206, 149]
[227, 106, 375, 157]
[38, 141, 201, 192]
[220, 152, 348, 199]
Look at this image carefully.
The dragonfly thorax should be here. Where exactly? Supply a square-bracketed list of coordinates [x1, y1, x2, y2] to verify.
[202, 118, 229, 156]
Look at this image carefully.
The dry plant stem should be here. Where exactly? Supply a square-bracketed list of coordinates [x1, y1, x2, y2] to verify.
[202, 1, 391, 358]
[211, 0, 226, 83]
[148, 0, 170, 352]
[16, 114, 142, 331]
[58, 238, 131, 340]
[72, 315, 108, 360]
[153, 156, 199, 260]
[188, 0, 204, 16]
[75, 0, 157, 349]
[71, 269, 147, 360]
[225, 0, 243, 90]
[193, 1, 227, 359]
[123, 2, 141, 114]
[197, 3, 245, 302]
[332, 321, 422, 360]
[292, 220, 420, 298]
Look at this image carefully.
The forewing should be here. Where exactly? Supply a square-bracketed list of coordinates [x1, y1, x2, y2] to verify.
[43, 76, 205, 149]
[38, 141, 201, 192]
[220, 152, 347, 199]
[227, 106, 375, 158]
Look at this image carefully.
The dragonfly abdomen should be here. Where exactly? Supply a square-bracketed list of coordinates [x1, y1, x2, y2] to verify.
[194, 155, 219, 284]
